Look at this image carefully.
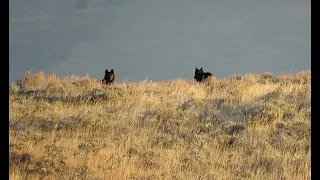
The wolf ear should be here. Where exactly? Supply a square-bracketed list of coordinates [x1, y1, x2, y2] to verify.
[105, 69, 109, 73]
[195, 67, 198, 71]
[200, 67, 203, 71]
[111, 69, 114, 73]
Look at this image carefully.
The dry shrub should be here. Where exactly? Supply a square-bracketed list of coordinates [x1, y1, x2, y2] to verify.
[202, 75, 218, 85]
[22, 71, 46, 89]
[46, 73, 62, 90]
[245, 103, 283, 126]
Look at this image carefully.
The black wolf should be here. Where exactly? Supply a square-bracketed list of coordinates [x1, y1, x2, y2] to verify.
[102, 69, 115, 85]
[194, 67, 218, 84]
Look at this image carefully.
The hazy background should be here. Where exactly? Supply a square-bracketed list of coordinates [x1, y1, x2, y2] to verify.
[9, 0, 310, 83]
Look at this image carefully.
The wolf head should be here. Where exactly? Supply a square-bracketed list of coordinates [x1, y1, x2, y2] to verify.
[194, 67, 205, 82]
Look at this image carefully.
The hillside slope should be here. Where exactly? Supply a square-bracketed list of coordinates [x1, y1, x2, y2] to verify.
[9, 71, 311, 179]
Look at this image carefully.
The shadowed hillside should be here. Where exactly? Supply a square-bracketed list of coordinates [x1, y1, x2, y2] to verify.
[9, 70, 310, 179]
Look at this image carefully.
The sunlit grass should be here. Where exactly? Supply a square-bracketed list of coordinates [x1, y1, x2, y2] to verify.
[9, 70, 311, 180]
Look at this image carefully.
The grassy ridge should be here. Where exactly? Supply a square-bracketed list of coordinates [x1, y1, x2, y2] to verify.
[9, 71, 311, 180]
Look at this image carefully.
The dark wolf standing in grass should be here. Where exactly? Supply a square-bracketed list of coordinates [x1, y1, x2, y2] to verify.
[102, 69, 115, 85]
[194, 67, 218, 84]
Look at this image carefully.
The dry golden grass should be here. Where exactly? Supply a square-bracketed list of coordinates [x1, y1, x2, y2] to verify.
[9, 71, 311, 180]
[202, 75, 218, 85]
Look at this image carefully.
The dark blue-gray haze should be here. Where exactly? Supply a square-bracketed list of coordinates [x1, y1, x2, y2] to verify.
[9, 0, 310, 83]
